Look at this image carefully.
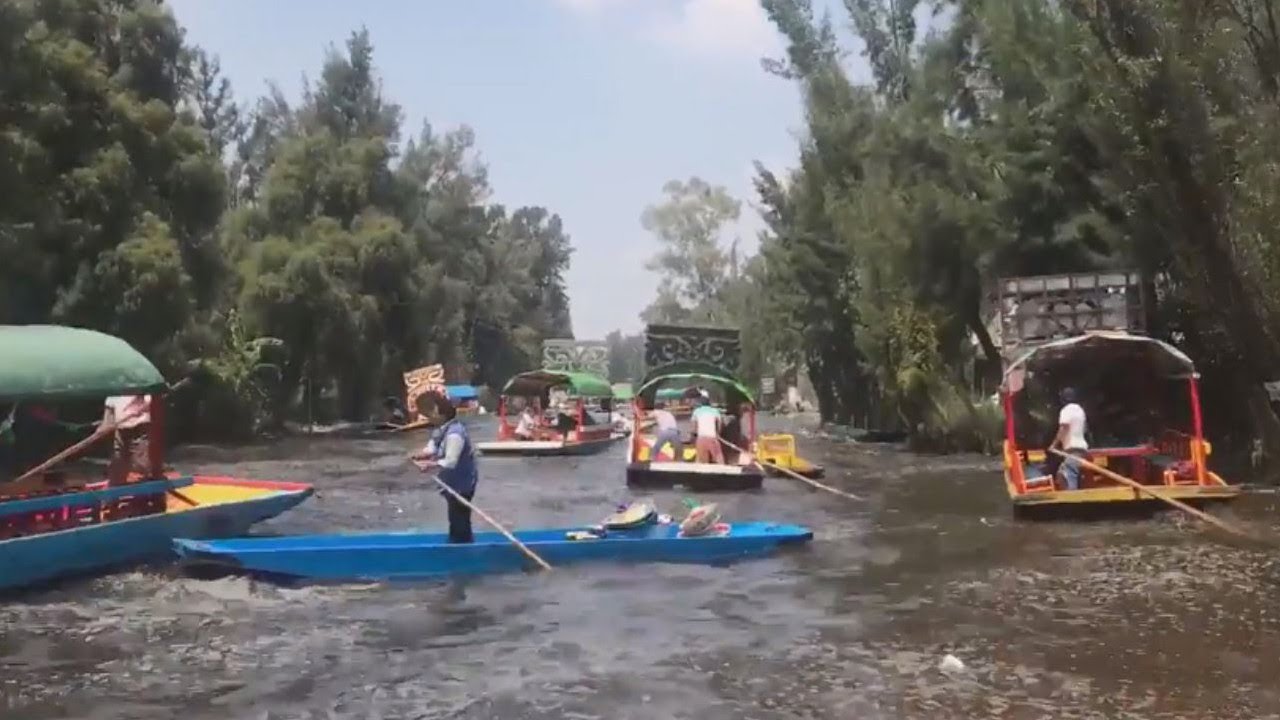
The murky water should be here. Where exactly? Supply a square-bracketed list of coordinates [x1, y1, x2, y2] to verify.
[3, 416, 1280, 719]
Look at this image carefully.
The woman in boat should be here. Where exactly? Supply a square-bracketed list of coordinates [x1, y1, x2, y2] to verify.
[514, 403, 540, 440]
[410, 397, 479, 544]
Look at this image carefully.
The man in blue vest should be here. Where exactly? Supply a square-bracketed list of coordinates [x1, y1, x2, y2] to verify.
[410, 397, 479, 543]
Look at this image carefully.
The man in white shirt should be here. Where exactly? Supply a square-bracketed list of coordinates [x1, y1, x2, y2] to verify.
[647, 400, 682, 461]
[102, 395, 151, 485]
[1050, 387, 1088, 490]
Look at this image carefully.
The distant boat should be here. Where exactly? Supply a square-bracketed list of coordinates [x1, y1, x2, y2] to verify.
[476, 370, 624, 457]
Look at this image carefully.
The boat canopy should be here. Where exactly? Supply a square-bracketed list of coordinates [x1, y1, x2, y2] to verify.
[637, 371, 755, 406]
[1002, 331, 1196, 393]
[0, 325, 167, 402]
[445, 384, 479, 401]
[656, 387, 688, 402]
[501, 370, 613, 398]
[611, 383, 634, 401]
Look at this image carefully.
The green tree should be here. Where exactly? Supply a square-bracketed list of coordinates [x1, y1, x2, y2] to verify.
[639, 177, 741, 324]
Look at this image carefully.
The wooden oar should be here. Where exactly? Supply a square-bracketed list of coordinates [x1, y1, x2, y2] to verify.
[415, 461, 552, 571]
[719, 437, 862, 502]
[1049, 448, 1253, 539]
[7, 423, 115, 487]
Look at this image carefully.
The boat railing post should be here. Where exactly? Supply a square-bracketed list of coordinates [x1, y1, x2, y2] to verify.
[148, 393, 165, 479]
[1189, 374, 1207, 486]
[577, 397, 585, 442]
[1001, 390, 1027, 494]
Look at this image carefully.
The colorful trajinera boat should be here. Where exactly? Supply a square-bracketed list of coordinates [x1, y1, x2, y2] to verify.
[476, 370, 623, 456]
[627, 325, 766, 491]
[173, 502, 812, 582]
[1001, 331, 1239, 516]
[0, 325, 312, 591]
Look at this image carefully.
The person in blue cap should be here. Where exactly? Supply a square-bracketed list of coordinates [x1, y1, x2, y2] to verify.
[1050, 386, 1088, 490]
[410, 395, 478, 543]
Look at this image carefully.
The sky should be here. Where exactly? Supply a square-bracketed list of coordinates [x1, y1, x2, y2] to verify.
[167, 0, 819, 340]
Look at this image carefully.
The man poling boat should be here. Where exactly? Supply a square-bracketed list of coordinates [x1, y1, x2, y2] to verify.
[409, 392, 479, 544]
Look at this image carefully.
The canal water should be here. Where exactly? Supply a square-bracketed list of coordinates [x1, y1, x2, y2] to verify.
[2, 416, 1279, 719]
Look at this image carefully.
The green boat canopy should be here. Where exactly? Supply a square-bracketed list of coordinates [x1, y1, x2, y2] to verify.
[611, 383, 634, 401]
[655, 387, 687, 401]
[0, 325, 167, 401]
[501, 370, 614, 398]
[637, 371, 755, 407]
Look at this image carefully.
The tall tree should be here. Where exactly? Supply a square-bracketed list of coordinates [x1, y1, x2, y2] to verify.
[639, 177, 742, 324]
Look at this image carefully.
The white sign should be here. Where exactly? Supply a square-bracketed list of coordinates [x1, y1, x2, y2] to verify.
[761, 377, 776, 394]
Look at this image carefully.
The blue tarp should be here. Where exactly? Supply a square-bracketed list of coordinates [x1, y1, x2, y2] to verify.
[446, 385, 479, 401]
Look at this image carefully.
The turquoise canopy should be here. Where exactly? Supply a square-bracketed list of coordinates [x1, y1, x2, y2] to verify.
[0, 325, 167, 401]
[637, 370, 755, 406]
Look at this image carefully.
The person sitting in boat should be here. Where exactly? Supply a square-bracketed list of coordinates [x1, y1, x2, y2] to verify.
[514, 404, 540, 441]
[383, 396, 407, 425]
[692, 396, 725, 464]
[645, 398, 682, 462]
[1049, 387, 1088, 490]
[101, 394, 152, 485]
[410, 398, 478, 544]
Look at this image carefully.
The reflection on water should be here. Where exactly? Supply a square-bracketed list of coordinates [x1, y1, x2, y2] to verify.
[3, 417, 1280, 718]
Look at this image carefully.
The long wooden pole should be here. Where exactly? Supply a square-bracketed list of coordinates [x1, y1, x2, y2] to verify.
[1049, 448, 1251, 539]
[7, 423, 115, 487]
[719, 437, 862, 502]
[418, 464, 552, 571]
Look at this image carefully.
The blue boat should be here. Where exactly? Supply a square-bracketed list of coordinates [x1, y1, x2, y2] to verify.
[0, 325, 312, 592]
[172, 521, 813, 582]
[0, 475, 312, 591]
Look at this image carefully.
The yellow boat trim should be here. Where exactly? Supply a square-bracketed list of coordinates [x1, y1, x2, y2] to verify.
[165, 482, 287, 513]
[1005, 474, 1240, 506]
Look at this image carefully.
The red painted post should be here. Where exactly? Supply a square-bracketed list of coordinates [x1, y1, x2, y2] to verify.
[148, 394, 165, 479]
[1189, 375, 1207, 485]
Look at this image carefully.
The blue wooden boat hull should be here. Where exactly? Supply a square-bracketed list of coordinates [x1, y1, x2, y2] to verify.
[173, 521, 813, 582]
[0, 477, 312, 592]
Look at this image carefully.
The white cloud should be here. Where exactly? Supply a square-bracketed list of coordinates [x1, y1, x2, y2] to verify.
[653, 0, 781, 60]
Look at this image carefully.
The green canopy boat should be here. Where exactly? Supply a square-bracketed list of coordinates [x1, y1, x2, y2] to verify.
[0, 325, 311, 591]
[626, 325, 765, 491]
[478, 369, 623, 457]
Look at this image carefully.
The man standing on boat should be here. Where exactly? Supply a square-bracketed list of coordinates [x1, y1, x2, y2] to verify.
[102, 394, 151, 485]
[692, 396, 725, 464]
[1050, 387, 1088, 490]
[646, 399, 682, 461]
[410, 398, 478, 543]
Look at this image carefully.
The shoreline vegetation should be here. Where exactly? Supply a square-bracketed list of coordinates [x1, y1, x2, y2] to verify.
[6, 1, 1280, 472]
[606, 0, 1280, 470]
[2, 4, 572, 444]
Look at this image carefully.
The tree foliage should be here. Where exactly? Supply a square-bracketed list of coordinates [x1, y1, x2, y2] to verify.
[744, 0, 1280, 456]
[0, 2, 575, 438]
